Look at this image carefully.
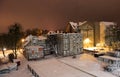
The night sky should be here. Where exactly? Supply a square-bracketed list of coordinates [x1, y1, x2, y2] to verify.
[0, 0, 120, 33]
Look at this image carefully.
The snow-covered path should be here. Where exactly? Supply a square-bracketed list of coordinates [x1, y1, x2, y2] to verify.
[0, 52, 32, 77]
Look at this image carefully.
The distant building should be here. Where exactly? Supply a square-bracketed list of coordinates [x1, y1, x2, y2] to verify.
[100, 22, 116, 46]
[65, 21, 116, 48]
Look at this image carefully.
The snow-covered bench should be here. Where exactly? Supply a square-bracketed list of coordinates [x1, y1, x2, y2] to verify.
[112, 69, 120, 77]
[99, 55, 120, 64]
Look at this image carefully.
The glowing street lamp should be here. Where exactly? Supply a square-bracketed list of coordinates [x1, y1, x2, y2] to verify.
[21, 38, 25, 49]
[3, 48, 7, 51]
[21, 38, 25, 43]
[84, 38, 91, 48]
[84, 38, 90, 44]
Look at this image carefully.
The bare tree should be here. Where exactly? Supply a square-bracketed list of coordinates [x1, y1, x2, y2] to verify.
[8, 23, 23, 58]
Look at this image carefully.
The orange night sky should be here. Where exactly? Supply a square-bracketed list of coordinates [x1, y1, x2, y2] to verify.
[0, 0, 120, 32]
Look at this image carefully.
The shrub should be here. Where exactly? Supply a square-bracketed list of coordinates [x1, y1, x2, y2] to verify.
[8, 53, 14, 62]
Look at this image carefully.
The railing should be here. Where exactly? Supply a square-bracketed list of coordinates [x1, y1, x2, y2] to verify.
[27, 64, 39, 77]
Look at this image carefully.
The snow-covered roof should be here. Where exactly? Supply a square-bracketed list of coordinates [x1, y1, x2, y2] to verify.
[69, 21, 87, 31]
[47, 31, 56, 35]
[26, 46, 43, 49]
[101, 21, 116, 26]
[38, 36, 47, 40]
[23, 35, 46, 47]
[69, 22, 78, 30]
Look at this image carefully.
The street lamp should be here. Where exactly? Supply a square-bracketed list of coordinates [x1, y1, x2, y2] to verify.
[84, 38, 91, 48]
[21, 38, 25, 52]
[3, 48, 7, 51]
[21, 39, 25, 43]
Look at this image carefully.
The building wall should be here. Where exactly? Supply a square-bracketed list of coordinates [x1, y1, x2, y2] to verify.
[57, 33, 83, 56]
[65, 21, 116, 48]
[100, 21, 116, 46]
[81, 22, 100, 47]
[94, 22, 100, 46]
[100, 22, 106, 46]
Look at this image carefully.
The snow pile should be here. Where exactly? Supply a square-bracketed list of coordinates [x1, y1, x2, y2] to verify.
[0, 50, 13, 58]
[112, 69, 120, 76]
[0, 57, 9, 64]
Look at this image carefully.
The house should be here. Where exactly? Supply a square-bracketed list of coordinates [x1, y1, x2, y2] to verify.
[23, 35, 46, 60]
[65, 21, 117, 50]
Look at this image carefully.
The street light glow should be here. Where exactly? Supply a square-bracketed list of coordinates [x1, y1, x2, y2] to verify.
[3, 48, 7, 51]
[84, 38, 91, 44]
[21, 39, 25, 43]
[84, 38, 91, 48]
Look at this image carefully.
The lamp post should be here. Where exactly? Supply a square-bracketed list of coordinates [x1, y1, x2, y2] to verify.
[21, 38, 25, 52]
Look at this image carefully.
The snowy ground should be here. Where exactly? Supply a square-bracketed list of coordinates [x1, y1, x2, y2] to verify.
[58, 54, 116, 77]
[0, 51, 117, 77]
[28, 54, 116, 77]
[28, 57, 94, 77]
[0, 51, 32, 77]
